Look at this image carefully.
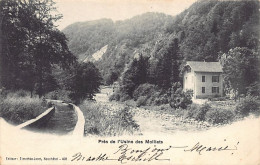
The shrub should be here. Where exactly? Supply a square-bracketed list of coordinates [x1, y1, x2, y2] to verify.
[145, 91, 160, 105]
[153, 93, 169, 105]
[116, 107, 139, 129]
[186, 103, 211, 121]
[3, 90, 30, 98]
[45, 90, 72, 102]
[0, 95, 45, 124]
[79, 101, 139, 136]
[136, 96, 147, 107]
[170, 88, 193, 109]
[246, 81, 260, 97]
[15, 90, 29, 97]
[206, 109, 235, 124]
[210, 97, 227, 101]
[109, 90, 131, 102]
[133, 83, 157, 101]
[119, 92, 131, 102]
[109, 92, 120, 101]
[235, 96, 260, 117]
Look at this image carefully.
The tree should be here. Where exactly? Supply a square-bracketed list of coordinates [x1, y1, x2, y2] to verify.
[120, 54, 149, 98]
[0, 0, 76, 97]
[221, 47, 259, 100]
[68, 62, 103, 104]
[155, 38, 180, 89]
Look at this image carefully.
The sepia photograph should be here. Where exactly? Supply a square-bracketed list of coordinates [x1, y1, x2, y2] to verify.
[0, 0, 259, 164]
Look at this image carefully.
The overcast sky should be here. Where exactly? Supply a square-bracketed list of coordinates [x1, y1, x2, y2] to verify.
[54, 0, 195, 30]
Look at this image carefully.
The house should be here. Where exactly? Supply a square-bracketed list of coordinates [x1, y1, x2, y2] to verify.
[183, 61, 223, 99]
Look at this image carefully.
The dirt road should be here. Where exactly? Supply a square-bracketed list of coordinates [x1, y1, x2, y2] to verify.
[95, 87, 209, 135]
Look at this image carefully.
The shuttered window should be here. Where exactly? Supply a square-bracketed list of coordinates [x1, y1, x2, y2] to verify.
[212, 76, 219, 83]
[212, 87, 219, 93]
[202, 87, 205, 93]
[202, 76, 205, 82]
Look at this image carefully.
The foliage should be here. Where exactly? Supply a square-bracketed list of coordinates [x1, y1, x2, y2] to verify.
[154, 38, 181, 88]
[209, 97, 227, 101]
[120, 54, 149, 98]
[79, 101, 139, 136]
[0, 94, 45, 125]
[169, 82, 193, 109]
[152, 93, 169, 106]
[221, 47, 259, 99]
[104, 71, 119, 85]
[133, 83, 157, 101]
[246, 81, 260, 97]
[205, 109, 235, 124]
[186, 103, 211, 121]
[45, 90, 72, 102]
[109, 91, 120, 101]
[235, 96, 260, 117]
[109, 89, 131, 102]
[0, 0, 76, 97]
[117, 106, 139, 129]
[63, 1, 259, 82]
[67, 62, 103, 104]
[136, 96, 148, 107]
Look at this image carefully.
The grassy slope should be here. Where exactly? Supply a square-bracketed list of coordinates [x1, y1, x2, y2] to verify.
[0, 94, 46, 125]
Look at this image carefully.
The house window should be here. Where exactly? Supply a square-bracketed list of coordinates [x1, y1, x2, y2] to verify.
[202, 87, 205, 93]
[212, 76, 219, 83]
[212, 87, 219, 93]
[202, 76, 205, 82]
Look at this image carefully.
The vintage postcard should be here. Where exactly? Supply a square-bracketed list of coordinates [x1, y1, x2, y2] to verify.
[0, 0, 260, 164]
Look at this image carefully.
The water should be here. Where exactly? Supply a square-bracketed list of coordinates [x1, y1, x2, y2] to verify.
[31, 102, 78, 135]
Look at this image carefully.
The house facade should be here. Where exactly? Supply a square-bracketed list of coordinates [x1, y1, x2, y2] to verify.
[183, 61, 223, 99]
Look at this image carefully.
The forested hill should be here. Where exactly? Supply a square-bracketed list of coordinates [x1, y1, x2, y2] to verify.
[63, 0, 259, 84]
[63, 13, 174, 61]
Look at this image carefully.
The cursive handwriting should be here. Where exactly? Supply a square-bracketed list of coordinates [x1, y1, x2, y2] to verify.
[184, 142, 239, 155]
[114, 144, 178, 164]
[71, 152, 117, 162]
[71, 141, 239, 163]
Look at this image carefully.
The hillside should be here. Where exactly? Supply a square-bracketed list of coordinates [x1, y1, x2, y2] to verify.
[63, 0, 259, 84]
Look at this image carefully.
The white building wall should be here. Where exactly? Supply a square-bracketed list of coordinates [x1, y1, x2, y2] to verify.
[183, 71, 195, 92]
[194, 72, 223, 99]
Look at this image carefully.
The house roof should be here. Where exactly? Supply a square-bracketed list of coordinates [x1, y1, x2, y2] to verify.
[186, 61, 223, 73]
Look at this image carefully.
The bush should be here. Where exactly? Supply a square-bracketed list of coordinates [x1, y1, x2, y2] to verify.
[153, 93, 169, 105]
[79, 101, 139, 136]
[170, 88, 193, 109]
[3, 90, 30, 98]
[235, 96, 260, 117]
[206, 109, 235, 124]
[45, 90, 72, 102]
[246, 81, 260, 97]
[186, 103, 211, 121]
[136, 96, 147, 107]
[14, 90, 29, 97]
[0, 95, 46, 125]
[119, 92, 131, 102]
[109, 92, 120, 101]
[133, 83, 157, 101]
[109, 90, 131, 102]
[117, 107, 139, 129]
[210, 97, 227, 101]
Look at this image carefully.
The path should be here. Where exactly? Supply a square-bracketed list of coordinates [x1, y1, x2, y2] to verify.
[95, 87, 209, 135]
[132, 107, 209, 135]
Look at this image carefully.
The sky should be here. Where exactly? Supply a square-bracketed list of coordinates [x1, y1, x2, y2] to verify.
[54, 0, 196, 30]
